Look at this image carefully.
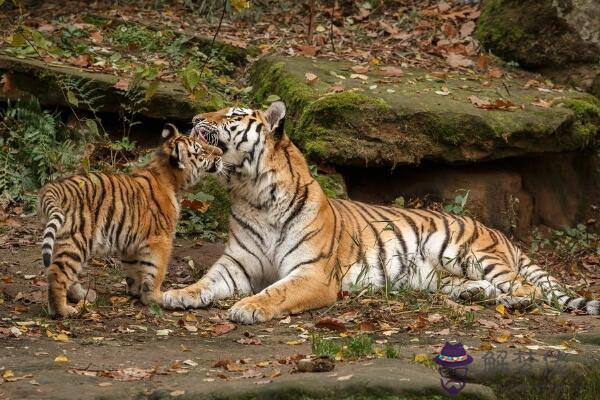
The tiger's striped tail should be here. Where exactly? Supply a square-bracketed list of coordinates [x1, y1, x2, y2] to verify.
[518, 253, 600, 315]
[39, 193, 65, 268]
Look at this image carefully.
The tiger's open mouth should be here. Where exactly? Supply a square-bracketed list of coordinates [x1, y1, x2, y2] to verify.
[192, 123, 227, 154]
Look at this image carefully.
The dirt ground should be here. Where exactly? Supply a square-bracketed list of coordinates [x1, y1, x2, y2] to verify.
[1, 218, 600, 400]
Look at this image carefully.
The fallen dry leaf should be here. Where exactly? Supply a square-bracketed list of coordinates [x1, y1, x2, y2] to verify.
[495, 304, 506, 315]
[1, 73, 14, 96]
[351, 65, 369, 74]
[90, 31, 103, 44]
[350, 73, 368, 80]
[54, 333, 69, 343]
[101, 367, 155, 381]
[236, 338, 262, 345]
[359, 321, 376, 332]
[297, 45, 318, 57]
[446, 53, 473, 68]
[315, 317, 347, 332]
[212, 322, 236, 336]
[477, 54, 489, 70]
[285, 339, 306, 345]
[493, 333, 511, 343]
[427, 313, 444, 323]
[414, 354, 430, 363]
[459, 21, 476, 38]
[71, 55, 91, 67]
[487, 68, 503, 79]
[54, 354, 69, 364]
[113, 79, 130, 91]
[379, 66, 404, 77]
[478, 319, 499, 329]
[305, 72, 319, 85]
[532, 98, 553, 108]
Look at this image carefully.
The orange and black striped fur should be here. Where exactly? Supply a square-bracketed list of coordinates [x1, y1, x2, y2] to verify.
[162, 102, 599, 323]
[38, 124, 223, 318]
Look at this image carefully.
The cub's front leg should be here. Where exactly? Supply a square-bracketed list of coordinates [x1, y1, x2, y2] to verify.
[126, 237, 171, 306]
[162, 251, 255, 309]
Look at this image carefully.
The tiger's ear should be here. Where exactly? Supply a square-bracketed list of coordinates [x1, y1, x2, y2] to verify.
[161, 123, 180, 141]
[264, 101, 286, 140]
[169, 141, 186, 169]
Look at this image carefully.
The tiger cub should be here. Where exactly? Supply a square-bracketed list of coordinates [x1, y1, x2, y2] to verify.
[38, 124, 223, 318]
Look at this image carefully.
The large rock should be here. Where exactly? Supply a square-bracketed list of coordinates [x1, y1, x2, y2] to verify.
[476, 0, 600, 68]
[0, 55, 226, 121]
[250, 55, 600, 168]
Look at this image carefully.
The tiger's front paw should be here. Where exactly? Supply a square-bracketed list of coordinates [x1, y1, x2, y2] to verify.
[228, 297, 276, 324]
[162, 287, 213, 309]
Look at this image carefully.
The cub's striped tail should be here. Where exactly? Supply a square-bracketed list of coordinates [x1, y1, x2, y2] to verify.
[38, 191, 65, 268]
[519, 254, 600, 315]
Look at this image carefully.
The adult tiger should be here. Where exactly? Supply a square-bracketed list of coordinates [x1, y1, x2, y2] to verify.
[162, 102, 599, 323]
[39, 124, 223, 318]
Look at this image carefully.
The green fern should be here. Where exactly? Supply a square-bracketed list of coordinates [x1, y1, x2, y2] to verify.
[0, 99, 84, 208]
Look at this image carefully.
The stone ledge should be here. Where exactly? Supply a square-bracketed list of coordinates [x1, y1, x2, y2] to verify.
[250, 55, 600, 167]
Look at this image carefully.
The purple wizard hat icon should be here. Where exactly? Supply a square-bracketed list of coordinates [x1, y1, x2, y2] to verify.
[434, 342, 473, 367]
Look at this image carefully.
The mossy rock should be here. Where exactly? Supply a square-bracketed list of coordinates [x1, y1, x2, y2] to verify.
[476, 0, 600, 68]
[0, 55, 227, 121]
[249, 55, 600, 167]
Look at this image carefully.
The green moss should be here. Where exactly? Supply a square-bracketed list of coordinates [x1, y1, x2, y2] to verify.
[250, 59, 313, 117]
[196, 175, 230, 231]
[312, 171, 347, 199]
[561, 97, 600, 137]
[294, 91, 393, 162]
[419, 112, 496, 145]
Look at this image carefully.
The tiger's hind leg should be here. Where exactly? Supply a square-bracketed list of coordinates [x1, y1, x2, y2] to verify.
[47, 238, 87, 318]
[66, 262, 97, 303]
[477, 257, 543, 310]
[122, 259, 143, 298]
[67, 280, 97, 303]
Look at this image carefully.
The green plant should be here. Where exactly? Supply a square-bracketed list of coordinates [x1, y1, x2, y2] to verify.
[176, 187, 225, 241]
[464, 310, 477, 326]
[392, 196, 405, 208]
[443, 189, 470, 215]
[309, 165, 346, 199]
[311, 333, 342, 358]
[0, 99, 83, 207]
[531, 225, 600, 256]
[384, 343, 398, 358]
[310, 333, 374, 360]
[147, 303, 163, 318]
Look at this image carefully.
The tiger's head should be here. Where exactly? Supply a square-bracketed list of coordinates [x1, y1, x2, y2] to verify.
[189, 102, 287, 181]
[159, 123, 224, 188]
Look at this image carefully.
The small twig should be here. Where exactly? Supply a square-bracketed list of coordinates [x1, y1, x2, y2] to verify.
[198, 0, 227, 83]
[307, 0, 316, 44]
[329, 0, 336, 53]
[503, 82, 511, 97]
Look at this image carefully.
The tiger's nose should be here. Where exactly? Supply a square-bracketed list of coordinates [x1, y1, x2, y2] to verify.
[192, 115, 205, 124]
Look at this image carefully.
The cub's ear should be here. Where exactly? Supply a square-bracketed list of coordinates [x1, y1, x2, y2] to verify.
[161, 123, 180, 141]
[264, 101, 286, 140]
[169, 141, 186, 169]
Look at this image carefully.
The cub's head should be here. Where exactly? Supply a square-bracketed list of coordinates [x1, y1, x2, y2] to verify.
[160, 123, 223, 187]
[189, 102, 286, 177]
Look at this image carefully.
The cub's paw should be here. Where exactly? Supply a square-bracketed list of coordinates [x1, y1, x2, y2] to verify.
[49, 304, 79, 320]
[228, 297, 275, 324]
[126, 277, 142, 298]
[67, 284, 97, 303]
[162, 288, 213, 309]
